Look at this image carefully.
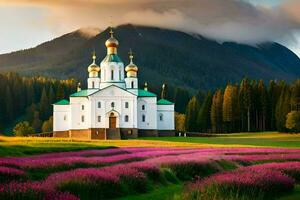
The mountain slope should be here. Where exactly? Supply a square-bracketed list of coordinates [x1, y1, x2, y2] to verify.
[0, 24, 299, 90]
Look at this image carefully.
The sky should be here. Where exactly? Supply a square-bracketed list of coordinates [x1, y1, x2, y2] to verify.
[0, 0, 299, 57]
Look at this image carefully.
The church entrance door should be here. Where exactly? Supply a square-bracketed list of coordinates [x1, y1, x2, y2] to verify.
[109, 113, 117, 128]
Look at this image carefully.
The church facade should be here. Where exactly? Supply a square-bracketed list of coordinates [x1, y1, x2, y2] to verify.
[53, 29, 175, 140]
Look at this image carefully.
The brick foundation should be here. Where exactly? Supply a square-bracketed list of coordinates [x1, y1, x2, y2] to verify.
[90, 128, 106, 140]
[138, 129, 158, 137]
[54, 128, 166, 139]
[158, 130, 176, 137]
[120, 128, 138, 139]
[69, 129, 91, 139]
[53, 131, 70, 138]
[106, 128, 121, 140]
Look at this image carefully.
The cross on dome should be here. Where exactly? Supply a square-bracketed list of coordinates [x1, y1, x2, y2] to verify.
[92, 50, 96, 63]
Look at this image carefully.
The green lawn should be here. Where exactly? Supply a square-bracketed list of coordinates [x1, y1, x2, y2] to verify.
[118, 184, 183, 200]
[1, 132, 300, 157]
[140, 132, 300, 148]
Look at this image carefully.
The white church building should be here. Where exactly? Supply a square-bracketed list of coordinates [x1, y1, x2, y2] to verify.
[53, 29, 175, 140]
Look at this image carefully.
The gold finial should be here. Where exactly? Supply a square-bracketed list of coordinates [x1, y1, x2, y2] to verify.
[109, 27, 114, 38]
[92, 50, 96, 63]
[129, 49, 134, 63]
[77, 82, 81, 92]
[144, 82, 148, 91]
[161, 83, 166, 99]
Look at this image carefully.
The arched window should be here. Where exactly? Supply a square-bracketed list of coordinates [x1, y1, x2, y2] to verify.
[92, 81, 95, 88]
[159, 113, 163, 121]
[125, 115, 129, 122]
[111, 70, 114, 80]
[142, 105, 145, 110]
[111, 102, 115, 108]
[98, 116, 101, 122]
[64, 115, 67, 121]
[125, 102, 129, 108]
[131, 81, 134, 88]
[81, 105, 85, 110]
[98, 102, 101, 108]
[142, 115, 146, 122]
[81, 115, 85, 122]
[119, 70, 121, 80]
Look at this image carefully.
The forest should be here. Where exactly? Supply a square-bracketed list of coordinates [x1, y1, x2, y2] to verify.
[1, 72, 299, 135]
[0, 72, 77, 134]
[182, 78, 300, 133]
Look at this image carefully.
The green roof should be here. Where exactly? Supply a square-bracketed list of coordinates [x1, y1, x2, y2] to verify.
[70, 89, 99, 97]
[138, 89, 157, 97]
[157, 99, 174, 105]
[54, 99, 69, 105]
[102, 54, 122, 63]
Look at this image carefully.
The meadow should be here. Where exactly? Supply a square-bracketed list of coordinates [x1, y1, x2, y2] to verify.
[0, 132, 300, 199]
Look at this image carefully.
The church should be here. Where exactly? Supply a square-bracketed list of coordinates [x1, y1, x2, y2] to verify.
[53, 28, 175, 140]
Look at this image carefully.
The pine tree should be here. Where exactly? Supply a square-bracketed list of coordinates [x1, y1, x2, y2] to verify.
[275, 85, 291, 132]
[258, 80, 268, 131]
[290, 80, 300, 111]
[197, 92, 212, 133]
[269, 80, 283, 130]
[56, 84, 65, 99]
[26, 81, 35, 106]
[5, 86, 13, 121]
[239, 78, 252, 132]
[211, 90, 223, 133]
[32, 111, 42, 133]
[39, 87, 50, 120]
[223, 85, 239, 132]
[174, 87, 190, 113]
[185, 96, 200, 132]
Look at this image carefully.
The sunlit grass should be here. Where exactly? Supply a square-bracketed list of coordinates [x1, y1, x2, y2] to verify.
[0, 132, 299, 156]
[140, 132, 300, 148]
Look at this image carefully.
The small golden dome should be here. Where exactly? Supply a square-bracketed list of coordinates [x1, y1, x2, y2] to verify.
[105, 28, 119, 48]
[88, 52, 100, 75]
[125, 50, 138, 77]
[88, 63, 100, 73]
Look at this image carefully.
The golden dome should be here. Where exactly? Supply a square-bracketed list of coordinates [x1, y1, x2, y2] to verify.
[88, 53, 100, 77]
[125, 50, 138, 78]
[88, 63, 100, 73]
[105, 28, 119, 48]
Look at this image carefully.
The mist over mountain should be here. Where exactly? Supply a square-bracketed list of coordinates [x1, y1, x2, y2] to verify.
[0, 24, 299, 91]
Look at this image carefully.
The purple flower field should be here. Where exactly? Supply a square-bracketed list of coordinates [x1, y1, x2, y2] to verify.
[1, 147, 300, 199]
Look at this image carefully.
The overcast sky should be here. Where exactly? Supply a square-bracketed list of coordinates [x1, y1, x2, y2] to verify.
[0, 0, 299, 56]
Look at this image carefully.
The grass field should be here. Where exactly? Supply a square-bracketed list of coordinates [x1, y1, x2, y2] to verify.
[1, 132, 300, 156]
[141, 132, 300, 148]
[0, 132, 300, 200]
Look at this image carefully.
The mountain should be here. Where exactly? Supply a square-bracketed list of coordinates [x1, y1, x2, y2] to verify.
[0, 24, 299, 91]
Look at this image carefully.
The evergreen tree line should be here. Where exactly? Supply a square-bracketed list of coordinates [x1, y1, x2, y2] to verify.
[0, 72, 76, 134]
[184, 78, 300, 133]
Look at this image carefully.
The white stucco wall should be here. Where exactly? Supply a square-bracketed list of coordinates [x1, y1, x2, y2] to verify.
[125, 77, 138, 89]
[69, 97, 91, 130]
[88, 77, 101, 89]
[53, 105, 71, 131]
[89, 85, 137, 129]
[157, 104, 175, 130]
[137, 97, 157, 130]
[100, 62, 126, 89]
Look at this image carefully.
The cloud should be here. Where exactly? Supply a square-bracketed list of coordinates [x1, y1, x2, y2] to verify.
[1, 0, 300, 44]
